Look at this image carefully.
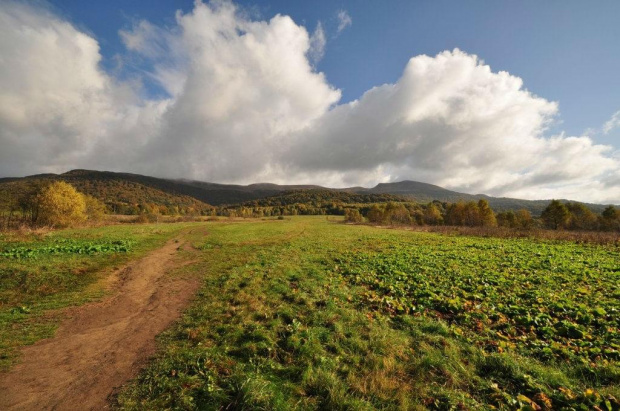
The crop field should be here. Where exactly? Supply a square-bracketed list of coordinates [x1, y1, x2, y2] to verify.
[1, 216, 619, 409]
[114, 217, 618, 410]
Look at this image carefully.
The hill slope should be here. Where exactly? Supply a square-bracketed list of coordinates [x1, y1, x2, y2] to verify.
[0, 170, 213, 214]
[355, 180, 587, 215]
[238, 189, 408, 207]
[0, 170, 612, 215]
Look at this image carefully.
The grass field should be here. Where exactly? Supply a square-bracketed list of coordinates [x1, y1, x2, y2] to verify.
[1, 217, 619, 409]
[109, 217, 617, 410]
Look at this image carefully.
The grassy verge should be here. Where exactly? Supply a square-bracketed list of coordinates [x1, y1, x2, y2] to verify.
[117, 217, 619, 410]
[0, 222, 201, 370]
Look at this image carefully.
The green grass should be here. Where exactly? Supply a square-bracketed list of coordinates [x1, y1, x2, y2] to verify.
[115, 217, 620, 410]
[0, 223, 202, 370]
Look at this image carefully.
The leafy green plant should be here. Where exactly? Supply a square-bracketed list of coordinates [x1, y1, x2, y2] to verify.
[1, 240, 133, 259]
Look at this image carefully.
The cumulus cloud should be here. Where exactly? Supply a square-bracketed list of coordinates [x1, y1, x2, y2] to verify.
[336, 10, 352, 33]
[0, 1, 160, 177]
[284, 50, 620, 203]
[1, 0, 619, 203]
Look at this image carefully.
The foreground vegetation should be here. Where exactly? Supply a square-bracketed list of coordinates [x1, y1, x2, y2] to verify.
[110, 217, 619, 409]
[0, 223, 199, 369]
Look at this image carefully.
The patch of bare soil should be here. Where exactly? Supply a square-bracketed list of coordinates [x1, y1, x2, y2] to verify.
[0, 237, 200, 410]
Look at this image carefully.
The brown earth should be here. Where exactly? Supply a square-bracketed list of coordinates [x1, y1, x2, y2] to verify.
[0, 236, 201, 410]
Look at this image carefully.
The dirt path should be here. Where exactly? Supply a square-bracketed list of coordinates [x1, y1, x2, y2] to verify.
[0, 236, 201, 410]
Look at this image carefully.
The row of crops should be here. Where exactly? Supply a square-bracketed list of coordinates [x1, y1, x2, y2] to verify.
[0, 239, 133, 259]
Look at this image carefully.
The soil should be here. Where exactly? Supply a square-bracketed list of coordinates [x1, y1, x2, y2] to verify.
[0, 236, 200, 410]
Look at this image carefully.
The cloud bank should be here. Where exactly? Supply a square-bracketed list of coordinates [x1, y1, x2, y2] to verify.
[1, 0, 619, 203]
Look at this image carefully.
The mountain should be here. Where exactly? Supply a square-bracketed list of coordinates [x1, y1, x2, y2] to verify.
[0, 170, 613, 215]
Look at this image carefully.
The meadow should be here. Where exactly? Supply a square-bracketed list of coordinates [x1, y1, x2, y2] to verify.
[1, 217, 619, 409]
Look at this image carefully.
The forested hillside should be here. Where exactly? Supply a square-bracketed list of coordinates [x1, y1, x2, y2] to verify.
[0, 173, 213, 215]
[0, 170, 614, 215]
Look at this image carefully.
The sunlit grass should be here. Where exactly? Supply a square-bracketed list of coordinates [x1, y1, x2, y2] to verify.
[117, 217, 620, 409]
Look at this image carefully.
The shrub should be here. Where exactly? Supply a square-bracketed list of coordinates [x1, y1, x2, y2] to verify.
[134, 213, 158, 224]
[344, 208, 363, 223]
[83, 194, 107, 222]
[36, 182, 87, 228]
[367, 205, 384, 224]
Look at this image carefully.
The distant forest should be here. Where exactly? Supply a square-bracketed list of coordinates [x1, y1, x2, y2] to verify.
[1, 171, 619, 232]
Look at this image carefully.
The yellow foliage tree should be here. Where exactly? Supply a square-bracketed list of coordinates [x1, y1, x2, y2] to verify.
[36, 181, 87, 227]
[83, 194, 107, 222]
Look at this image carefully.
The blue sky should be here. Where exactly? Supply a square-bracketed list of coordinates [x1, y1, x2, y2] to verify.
[2, 0, 620, 202]
[50, 0, 620, 146]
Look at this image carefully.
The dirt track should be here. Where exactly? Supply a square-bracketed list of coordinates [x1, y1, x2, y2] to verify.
[0, 237, 200, 410]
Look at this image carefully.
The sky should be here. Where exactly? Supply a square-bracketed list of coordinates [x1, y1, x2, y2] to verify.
[1, 0, 620, 203]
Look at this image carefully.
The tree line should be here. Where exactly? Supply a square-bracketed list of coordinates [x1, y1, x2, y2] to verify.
[3, 180, 619, 232]
[5, 181, 106, 228]
[222, 198, 620, 232]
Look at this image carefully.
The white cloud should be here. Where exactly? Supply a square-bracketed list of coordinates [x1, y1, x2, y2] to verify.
[336, 10, 352, 33]
[283, 50, 620, 203]
[0, 1, 158, 177]
[1, 1, 619, 204]
[308, 22, 326, 64]
[603, 110, 620, 134]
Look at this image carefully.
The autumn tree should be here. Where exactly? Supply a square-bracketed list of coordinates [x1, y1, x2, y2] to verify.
[344, 208, 363, 223]
[423, 203, 443, 225]
[367, 204, 384, 224]
[36, 181, 87, 227]
[384, 202, 411, 225]
[566, 203, 598, 230]
[83, 194, 107, 222]
[462, 202, 482, 226]
[444, 202, 466, 226]
[515, 209, 534, 229]
[477, 199, 497, 227]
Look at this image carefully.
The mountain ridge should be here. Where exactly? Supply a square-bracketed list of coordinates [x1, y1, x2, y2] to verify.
[0, 169, 613, 215]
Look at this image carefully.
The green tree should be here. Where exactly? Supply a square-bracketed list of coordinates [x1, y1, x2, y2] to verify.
[541, 200, 569, 230]
[497, 211, 517, 228]
[601, 205, 620, 231]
